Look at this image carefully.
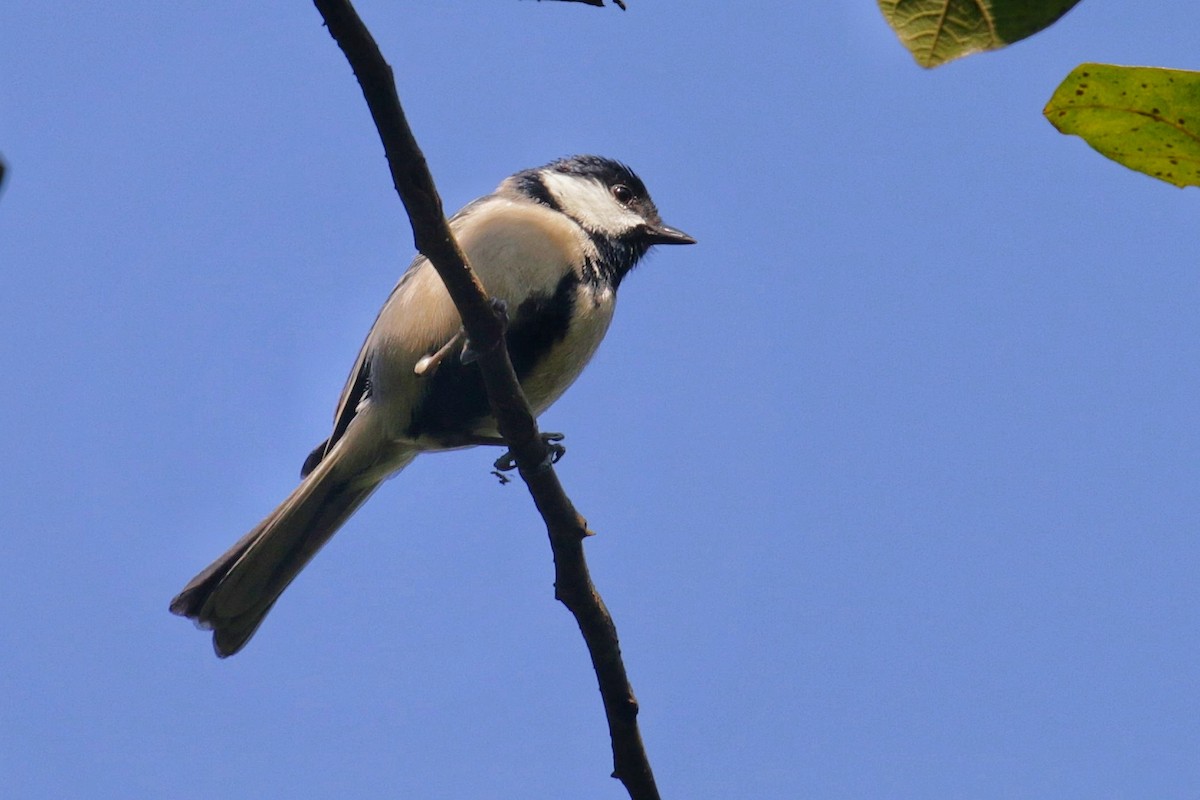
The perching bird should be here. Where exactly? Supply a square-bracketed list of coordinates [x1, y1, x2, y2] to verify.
[170, 155, 695, 657]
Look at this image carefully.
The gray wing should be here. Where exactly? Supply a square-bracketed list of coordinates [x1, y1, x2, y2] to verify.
[300, 261, 424, 478]
[298, 193, 527, 477]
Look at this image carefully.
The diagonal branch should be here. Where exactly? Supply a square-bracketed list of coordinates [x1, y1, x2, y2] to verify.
[310, 2, 659, 798]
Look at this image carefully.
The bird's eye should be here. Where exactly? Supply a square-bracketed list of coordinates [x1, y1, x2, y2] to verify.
[612, 184, 633, 204]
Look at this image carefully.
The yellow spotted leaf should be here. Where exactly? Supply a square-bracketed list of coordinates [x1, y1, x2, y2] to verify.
[1045, 64, 1200, 188]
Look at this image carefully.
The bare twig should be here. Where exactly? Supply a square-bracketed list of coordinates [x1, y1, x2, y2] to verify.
[310, 2, 658, 798]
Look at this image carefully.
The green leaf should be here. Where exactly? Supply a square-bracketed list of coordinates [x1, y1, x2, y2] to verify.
[1044, 64, 1200, 188]
[878, 0, 1082, 68]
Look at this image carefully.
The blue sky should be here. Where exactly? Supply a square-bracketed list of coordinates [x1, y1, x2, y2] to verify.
[2, 2, 1198, 798]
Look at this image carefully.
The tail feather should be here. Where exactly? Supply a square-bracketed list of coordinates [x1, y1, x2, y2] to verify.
[170, 450, 412, 657]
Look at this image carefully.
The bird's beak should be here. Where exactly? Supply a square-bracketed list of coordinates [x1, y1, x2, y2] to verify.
[642, 223, 696, 246]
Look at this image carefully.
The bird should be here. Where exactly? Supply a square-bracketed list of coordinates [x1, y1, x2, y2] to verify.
[170, 155, 695, 657]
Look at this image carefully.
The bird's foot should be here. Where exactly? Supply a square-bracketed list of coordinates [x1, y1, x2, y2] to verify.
[492, 432, 566, 474]
[461, 299, 509, 365]
[416, 300, 508, 375]
[414, 329, 466, 376]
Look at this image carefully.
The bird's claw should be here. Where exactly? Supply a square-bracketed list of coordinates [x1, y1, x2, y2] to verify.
[542, 432, 566, 466]
[490, 297, 509, 325]
[492, 432, 566, 474]
[462, 299, 509, 365]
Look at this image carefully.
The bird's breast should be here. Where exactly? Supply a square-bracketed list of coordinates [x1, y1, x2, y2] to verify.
[393, 203, 618, 447]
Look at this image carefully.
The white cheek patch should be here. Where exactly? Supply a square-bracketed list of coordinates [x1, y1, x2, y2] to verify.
[540, 171, 644, 237]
